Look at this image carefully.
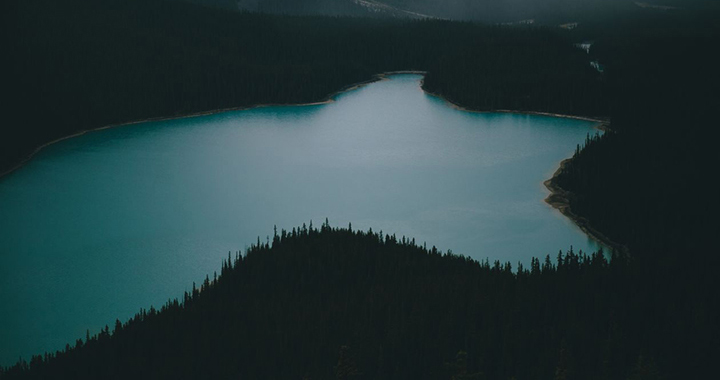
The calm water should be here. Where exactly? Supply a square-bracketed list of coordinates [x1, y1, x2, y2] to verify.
[0, 74, 604, 365]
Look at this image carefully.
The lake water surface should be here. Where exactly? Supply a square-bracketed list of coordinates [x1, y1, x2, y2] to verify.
[0, 74, 604, 365]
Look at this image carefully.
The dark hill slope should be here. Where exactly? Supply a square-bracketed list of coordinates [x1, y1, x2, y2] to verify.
[0, 225, 660, 379]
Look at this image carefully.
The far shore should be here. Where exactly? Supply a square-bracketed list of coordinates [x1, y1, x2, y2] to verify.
[1, 71, 623, 258]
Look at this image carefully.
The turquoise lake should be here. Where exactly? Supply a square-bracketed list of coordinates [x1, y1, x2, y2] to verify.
[0, 74, 605, 365]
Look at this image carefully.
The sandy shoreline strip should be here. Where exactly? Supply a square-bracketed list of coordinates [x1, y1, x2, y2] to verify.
[1, 71, 624, 257]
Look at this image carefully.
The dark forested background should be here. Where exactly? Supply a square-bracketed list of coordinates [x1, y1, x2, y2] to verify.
[2, 0, 718, 378]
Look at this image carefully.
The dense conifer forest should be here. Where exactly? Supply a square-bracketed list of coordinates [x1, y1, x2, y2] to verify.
[549, 16, 719, 380]
[2, 0, 719, 378]
[554, 10, 718, 276]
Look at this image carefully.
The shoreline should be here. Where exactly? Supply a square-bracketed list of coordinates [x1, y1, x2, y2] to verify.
[0, 71, 426, 180]
[1, 71, 623, 257]
[543, 158, 630, 257]
[419, 84, 626, 255]
[420, 84, 610, 127]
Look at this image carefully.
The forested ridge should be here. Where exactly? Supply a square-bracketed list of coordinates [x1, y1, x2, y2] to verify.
[1, 0, 604, 174]
[0, 223, 685, 379]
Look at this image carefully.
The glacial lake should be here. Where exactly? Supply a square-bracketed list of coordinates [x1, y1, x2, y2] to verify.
[0, 74, 605, 365]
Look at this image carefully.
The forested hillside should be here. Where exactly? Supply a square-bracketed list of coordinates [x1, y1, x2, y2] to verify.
[0, 224, 690, 379]
[554, 10, 718, 261]
[548, 15, 719, 377]
[1, 0, 603, 174]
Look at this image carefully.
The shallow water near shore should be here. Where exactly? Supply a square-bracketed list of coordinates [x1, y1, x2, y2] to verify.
[0, 74, 604, 365]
